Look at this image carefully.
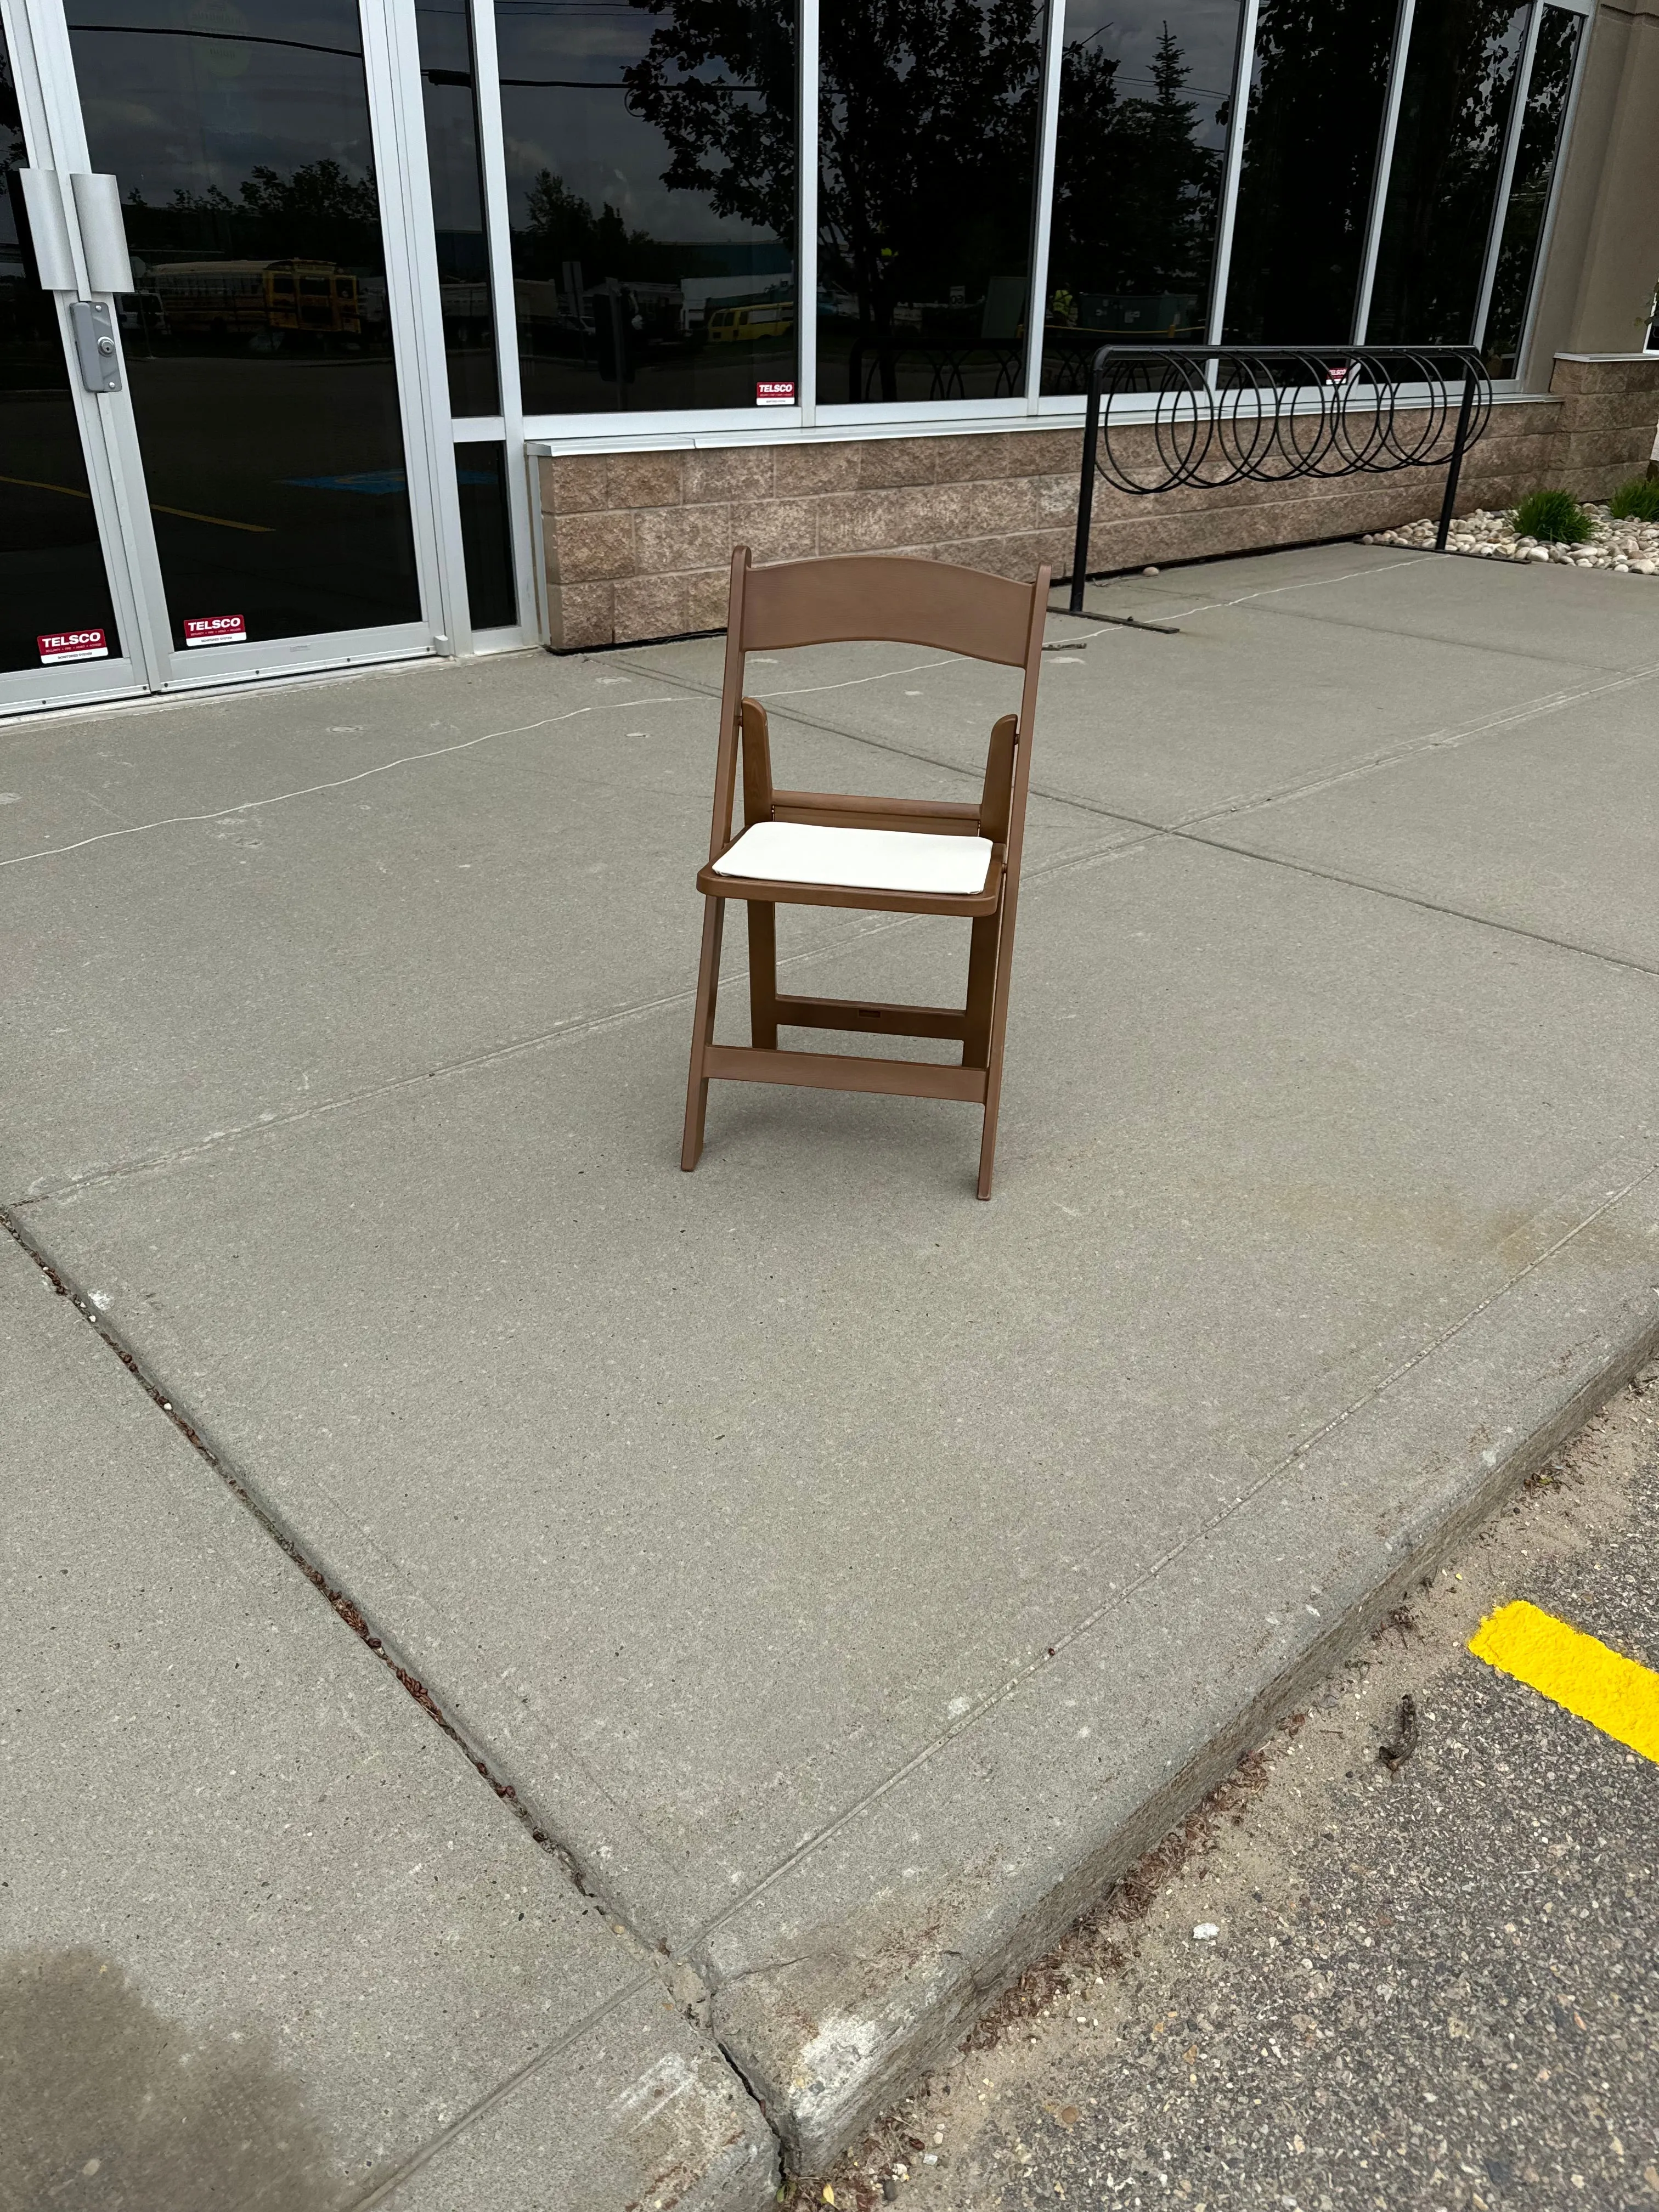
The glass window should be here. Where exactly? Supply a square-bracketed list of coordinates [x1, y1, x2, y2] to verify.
[1364, 0, 1530, 346]
[1041, 0, 1244, 393]
[69, 0, 422, 648]
[1, 33, 125, 673]
[456, 441, 517, 627]
[1481, 4, 1582, 377]
[417, 0, 499, 416]
[816, 0, 1044, 406]
[1222, 0, 1398, 345]
[495, 0, 797, 417]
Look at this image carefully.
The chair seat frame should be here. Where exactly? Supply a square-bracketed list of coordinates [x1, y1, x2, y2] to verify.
[681, 547, 1049, 1199]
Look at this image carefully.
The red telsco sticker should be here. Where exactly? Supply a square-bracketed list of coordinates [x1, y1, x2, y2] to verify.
[183, 614, 247, 647]
[38, 628, 109, 664]
[755, 380, 795, 407]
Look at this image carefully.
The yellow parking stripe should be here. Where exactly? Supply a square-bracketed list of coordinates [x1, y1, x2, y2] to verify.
[1469, 1600, 1659, 1763]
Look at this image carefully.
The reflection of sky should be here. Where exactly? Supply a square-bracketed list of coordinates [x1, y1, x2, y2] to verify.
[494, 0, 769, 241]
[1062, 0, 1242, 145]
[65, 0, 375, 203]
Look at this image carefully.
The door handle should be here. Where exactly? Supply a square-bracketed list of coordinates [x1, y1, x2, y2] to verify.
[70, 173, 134, 295]
[18, 169, 77, 291]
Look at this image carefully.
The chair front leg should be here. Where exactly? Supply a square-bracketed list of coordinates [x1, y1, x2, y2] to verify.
[681, 894, 726, 1171]
[748, 900, 779, 1050]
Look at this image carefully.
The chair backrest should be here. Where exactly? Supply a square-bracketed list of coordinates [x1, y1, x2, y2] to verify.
[706, 547, 1051, 874]
[738, 551, 1037, 668]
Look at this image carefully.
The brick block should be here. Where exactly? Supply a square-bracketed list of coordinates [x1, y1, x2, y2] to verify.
[540, 453, 609, 514]
[548, 509, 635, 584]
[605, 451, 685, 509]
[685, 447, 775, 503]
[634, 503, 734, 574]
[855, 437, 942, 489]
[772, 442, 861, 494]
[730, 498, 819, 565]
[548, 580, 613, 650]
[613, 573, 690, 640]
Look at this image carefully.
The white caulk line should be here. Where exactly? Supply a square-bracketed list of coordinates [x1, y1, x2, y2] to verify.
[0, 696, 686, 872]
[750, 655, 961, 700]
[1133, 551, 1431, 625]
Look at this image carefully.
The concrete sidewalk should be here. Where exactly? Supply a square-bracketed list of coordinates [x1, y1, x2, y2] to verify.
[3, 543, 1657, 2186]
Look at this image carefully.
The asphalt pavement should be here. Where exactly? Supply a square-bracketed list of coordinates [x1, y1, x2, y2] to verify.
[829, 1372, 1659, 2212]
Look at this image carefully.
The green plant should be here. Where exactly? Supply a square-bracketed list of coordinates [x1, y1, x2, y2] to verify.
[1608, 475, 1659, 522]
[1511, 488, 1594, 544]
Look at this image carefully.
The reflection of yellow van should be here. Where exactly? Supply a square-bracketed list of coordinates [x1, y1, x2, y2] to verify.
[708, 300, 795, 342]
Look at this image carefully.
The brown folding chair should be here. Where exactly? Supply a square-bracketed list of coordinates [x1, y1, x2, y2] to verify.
[681, 547, 1049, 1199]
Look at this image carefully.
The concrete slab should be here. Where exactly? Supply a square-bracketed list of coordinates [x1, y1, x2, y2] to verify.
[0, 650, 1110, 1199]
[7, 545, 1658, 2181]
[0, 1231, 775, 2209]
[622, 548, 1622, 831]
[1189, 673, 1659, 972]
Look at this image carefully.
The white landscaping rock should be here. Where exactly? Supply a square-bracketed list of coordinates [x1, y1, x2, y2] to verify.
[1365, 502, 1659, 578]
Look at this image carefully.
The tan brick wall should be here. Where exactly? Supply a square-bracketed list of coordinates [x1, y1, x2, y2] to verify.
[534, 356, 1659, 648]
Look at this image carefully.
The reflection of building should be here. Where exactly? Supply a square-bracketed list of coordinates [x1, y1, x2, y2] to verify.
[5, 0, 1659, 706]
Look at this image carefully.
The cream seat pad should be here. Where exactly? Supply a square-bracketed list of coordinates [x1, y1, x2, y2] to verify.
[711, 821, 994, 896]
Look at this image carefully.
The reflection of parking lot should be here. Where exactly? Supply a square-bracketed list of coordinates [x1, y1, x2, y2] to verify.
[122, 357, 420, 641]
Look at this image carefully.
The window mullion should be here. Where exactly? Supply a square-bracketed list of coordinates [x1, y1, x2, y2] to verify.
[1471, 0, 1544, 348]
[798, 0, 819, 422]
[1352, 0, 1418, 343]
[1022, 0, 1067, 409]
[1205, 0, 1262, 346]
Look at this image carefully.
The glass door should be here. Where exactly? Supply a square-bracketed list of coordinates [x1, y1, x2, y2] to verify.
[0, 0, 148, 710]
[6, 0, 453, 700]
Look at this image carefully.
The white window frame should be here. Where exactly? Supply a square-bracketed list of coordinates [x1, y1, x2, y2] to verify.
[486, 0, 1598, 466]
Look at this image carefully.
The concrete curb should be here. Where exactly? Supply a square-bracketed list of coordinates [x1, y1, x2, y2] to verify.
[696, 1169, 1659, 2172]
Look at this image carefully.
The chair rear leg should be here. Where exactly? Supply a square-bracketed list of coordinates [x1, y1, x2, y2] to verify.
[748, 900, 778, 1050]
[975, 896, 1018, 1201]
[681, 895, 726, 1171]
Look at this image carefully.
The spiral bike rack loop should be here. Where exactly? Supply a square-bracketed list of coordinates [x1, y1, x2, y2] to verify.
[1066, 343, 1492, 615]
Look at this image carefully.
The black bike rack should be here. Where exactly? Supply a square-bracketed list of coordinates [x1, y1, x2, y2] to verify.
[1067, 343, 1492, 615]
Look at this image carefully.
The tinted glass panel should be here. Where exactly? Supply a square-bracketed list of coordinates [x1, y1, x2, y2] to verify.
[1365, 0, 1529, 345]
[0, 40, 123, 675]
[69, 0, 421, 651]
[418, 0, 499, 415]
[496, 0, 797, 417]
[1481, 4, 1581, 376]
[1042, 0, 1243, 394]
[456, 440, 516, 627]
[1222, 0, 1396, 344]
[816, 0, 1043, 405]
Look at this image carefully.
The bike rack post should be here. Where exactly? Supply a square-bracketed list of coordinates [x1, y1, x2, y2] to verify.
[1434, 362, 1481, 552]
[1069, 362, 1105, 615]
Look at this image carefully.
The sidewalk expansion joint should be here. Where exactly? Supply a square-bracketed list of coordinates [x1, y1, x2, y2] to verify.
[0, 1201, 652, 1951]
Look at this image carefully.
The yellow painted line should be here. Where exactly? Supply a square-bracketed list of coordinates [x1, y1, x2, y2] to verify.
[151, 502, 274, 535]
[1469, 1600, 1659, 1763]
[0, 471, 92, 499]
[0, 472, 273, 533]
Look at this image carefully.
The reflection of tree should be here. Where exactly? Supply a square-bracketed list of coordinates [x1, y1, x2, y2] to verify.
[1049, 25, 1224, 304]
[1223, 0, 1396, 343]
[1480, 6, 1577, 369]
[1365, 0, 1528, 343]
[625, 0, 1042, 400]
[122, 158, 383, 268]
[518, 166, 675, 283]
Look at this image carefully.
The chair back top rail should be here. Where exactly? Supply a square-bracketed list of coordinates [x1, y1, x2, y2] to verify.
[741, 552, 1038, 668]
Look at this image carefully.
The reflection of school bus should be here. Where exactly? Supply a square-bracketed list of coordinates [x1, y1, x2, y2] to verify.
[707, 299, 795, 342]
[145, 259, 361, 336]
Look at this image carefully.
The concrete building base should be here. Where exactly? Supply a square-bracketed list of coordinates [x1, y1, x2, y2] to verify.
[533, 353, 1659, 650]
